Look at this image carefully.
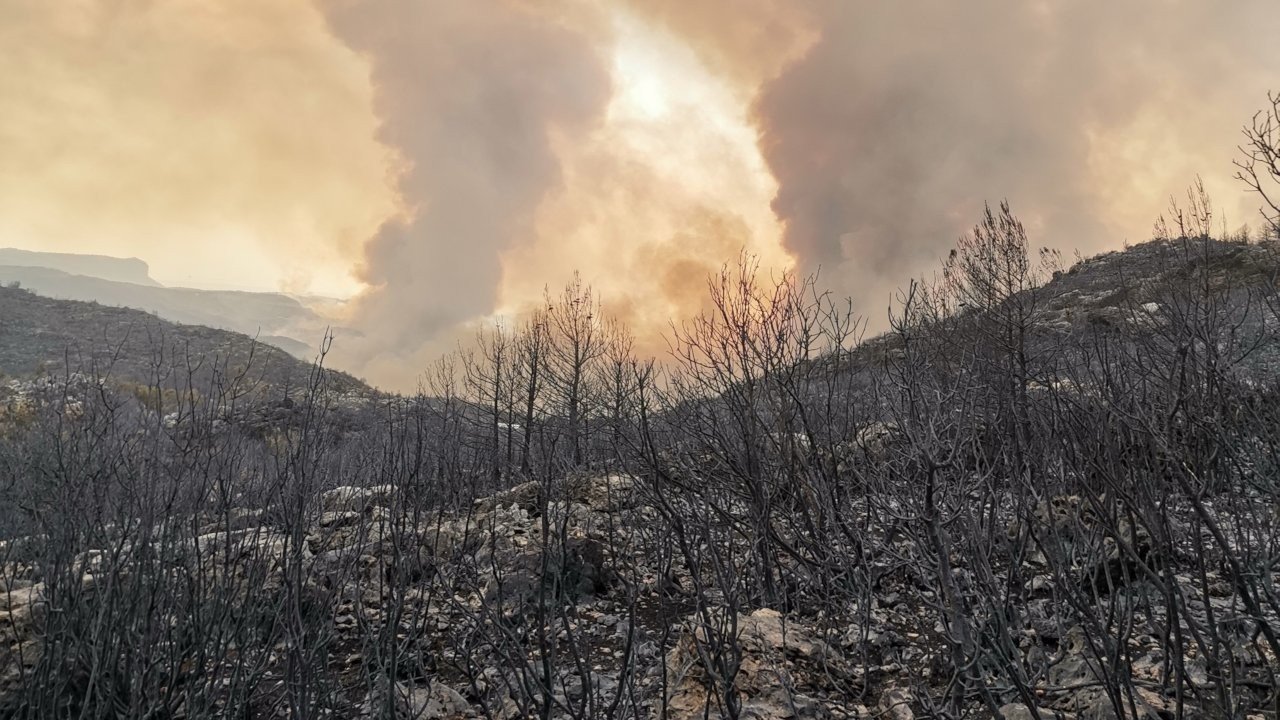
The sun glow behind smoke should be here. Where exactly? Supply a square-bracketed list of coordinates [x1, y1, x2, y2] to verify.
[9, 1, 1280, 390]
[495, 9, 792, 345]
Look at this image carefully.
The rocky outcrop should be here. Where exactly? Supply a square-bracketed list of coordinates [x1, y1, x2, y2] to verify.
[3, 472, 1276, 719]
[565, 473, 641, 513]
[323, 485, 401, 513]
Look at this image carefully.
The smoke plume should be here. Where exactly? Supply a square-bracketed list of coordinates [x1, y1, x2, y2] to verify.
[10, 1, 1280, 389]
[657, 0, 1280, 315]
[317, 0, 615, 384]
[328, 1, 1280, 387]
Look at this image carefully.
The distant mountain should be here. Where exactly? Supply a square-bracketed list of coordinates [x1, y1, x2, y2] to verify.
[0, 248, 159, 286]
[0, 284, 371, 396]
[0, 262, 345, 360]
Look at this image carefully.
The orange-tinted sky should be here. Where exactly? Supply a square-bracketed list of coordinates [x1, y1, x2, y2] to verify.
[4, 0, 1279, 388]
[0, 0, 396, 295]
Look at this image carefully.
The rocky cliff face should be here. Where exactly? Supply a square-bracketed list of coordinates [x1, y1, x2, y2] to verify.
[0, 248, 159, 287]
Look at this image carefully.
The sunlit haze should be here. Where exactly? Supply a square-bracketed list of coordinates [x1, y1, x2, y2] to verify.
[4, 0, 1279, 388]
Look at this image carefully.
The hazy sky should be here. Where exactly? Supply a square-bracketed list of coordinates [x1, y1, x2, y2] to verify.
[4, 0, 1279, 387]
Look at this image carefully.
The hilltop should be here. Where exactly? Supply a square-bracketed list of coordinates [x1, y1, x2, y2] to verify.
[0, 283, 371, 397]
[0, 248, 159, 287]
[0, 249, 351, 360]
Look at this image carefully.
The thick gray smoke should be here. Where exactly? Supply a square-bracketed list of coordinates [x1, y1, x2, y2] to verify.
[636, 0, 1280, 313]
[318, 0, 1280, 386]
[747, 0, 1280, 313]
[318, 1, 611, 383]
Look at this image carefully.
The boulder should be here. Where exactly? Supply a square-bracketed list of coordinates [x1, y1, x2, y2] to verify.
[879, 687, 915, 720]
[399, 680, 470, 719]
[197, 506, 265, 535]
[474, 480, 543, 515]
[0, 582, 45, 694]
[482, 534, 613, 611]
[323, 485, 398, 513]
[661, 608, 846, 719]
[307, 507, 390, 555]
[855, 422, 900, 460]
[564, 473, 640, 513]
[1017, 495, 1154, 590]
[364, 679, 470, 719]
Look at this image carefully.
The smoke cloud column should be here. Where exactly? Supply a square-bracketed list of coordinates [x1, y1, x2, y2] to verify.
[645, 0, 1280, 318]
[320, 0, 1280, 386]
[318, 0, 612, 383]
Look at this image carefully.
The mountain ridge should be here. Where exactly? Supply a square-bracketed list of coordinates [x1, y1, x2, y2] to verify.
[0, 283, 372, 396]
[0, 248, 158, 287]
[0, 260, 345, 360]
